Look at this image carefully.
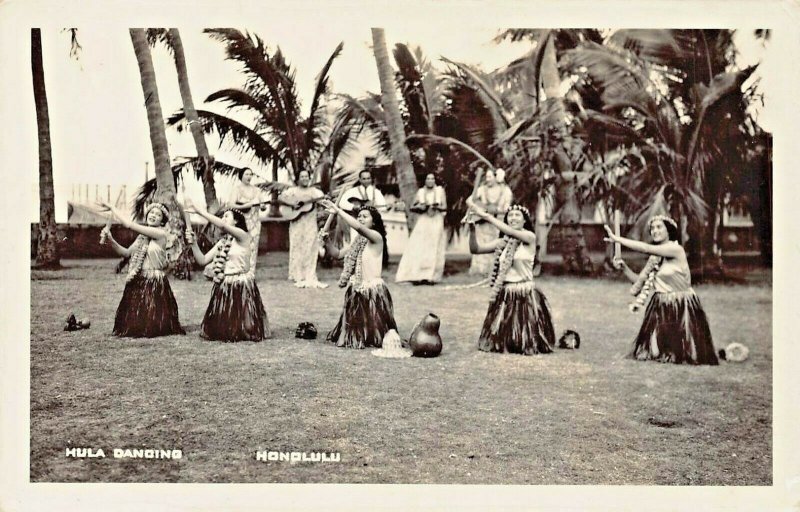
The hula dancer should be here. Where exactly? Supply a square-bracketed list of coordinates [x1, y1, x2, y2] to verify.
[98, 201, 185, 338]
[605, 215, 718, 365]
[184, 199, 270, 342]
[467, 197, 555, 355]
[318, 199, 397, 349]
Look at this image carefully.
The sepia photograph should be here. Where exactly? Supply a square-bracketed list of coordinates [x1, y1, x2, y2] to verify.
[3, 0, 798, 510]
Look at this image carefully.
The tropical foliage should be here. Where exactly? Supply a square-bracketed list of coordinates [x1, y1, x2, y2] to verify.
[166, 29, 361, 199]
[453, 29, 769, 274]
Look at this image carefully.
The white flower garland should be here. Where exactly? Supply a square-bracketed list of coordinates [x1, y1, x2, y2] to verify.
[629, 255, 662, 313]
[488, 236, 522, 302]
[211, 235, 234, 284]
[338, 235, 368, 288]
[126, 235, 150, 281]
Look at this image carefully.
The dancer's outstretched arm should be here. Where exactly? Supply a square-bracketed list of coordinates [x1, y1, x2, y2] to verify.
[98, 201, 166, 241]
[185, 199, 250, 246]
[184, 228, 219, 266]
[101, 226, 132, 257]
[603, 226, 682, 259]
[318, 199, 382, 245]
[612, 257, 641, 284]
[468, 223, 501, 254]
[466, 196, 535, 245]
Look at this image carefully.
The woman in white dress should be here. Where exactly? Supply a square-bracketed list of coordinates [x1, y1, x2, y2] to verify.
[468, 169, 512, 276]
[279, 169, 327, 288]
[395, 173, 447, 284]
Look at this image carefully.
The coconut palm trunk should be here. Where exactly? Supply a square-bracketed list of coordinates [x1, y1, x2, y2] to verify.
[371, 28, 418, 230]
[31, 28, 60, 269]
[168, 28, 218, 212]
[540, 35, 593, 274]
[129, 29, 186, 265]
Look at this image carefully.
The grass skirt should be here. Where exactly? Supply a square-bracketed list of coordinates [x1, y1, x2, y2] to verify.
[327, 279, 398, 349]
[201, 274, 270, 342]
[478, 282, 555, 355]
[630, 290, 718, 365]
[113, 271, 185, 338]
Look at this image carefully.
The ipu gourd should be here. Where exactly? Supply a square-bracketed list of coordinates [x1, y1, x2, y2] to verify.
[409, 313, 443, 357]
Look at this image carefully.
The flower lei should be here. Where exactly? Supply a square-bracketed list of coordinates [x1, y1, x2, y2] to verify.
[629, 255, 662, 313]
[211, 235, 234, 284]
[126, 235, 150, 281]
[488, 236, 522, 302]
[338, 235, 368, 288]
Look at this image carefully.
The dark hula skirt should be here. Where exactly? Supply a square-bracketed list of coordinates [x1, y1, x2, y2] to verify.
[113, 272, 185, 338]
[630, 290, 718, 365]
[326, 280, 397, 349]
[478, 282, 555, 355]
[201, 275, 270, 342]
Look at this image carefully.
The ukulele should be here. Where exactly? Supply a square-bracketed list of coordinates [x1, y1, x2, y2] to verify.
[409, 202, 446, 214]
[344, 196, 390, 214]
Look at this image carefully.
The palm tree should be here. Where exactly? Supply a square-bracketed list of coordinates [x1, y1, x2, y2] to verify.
[336, 44, 501, 234]
[31, 28, 59, 269]
[488, 29, 606, 274]
[129, 28, 185, 261]
[370, 28, 418, 229]
[562, 30, 761, 275]
[146, 28, 219, 212]
[166, 29, 359, 201]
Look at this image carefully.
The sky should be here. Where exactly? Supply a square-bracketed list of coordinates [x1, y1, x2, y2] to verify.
[16, 25, 775, 222]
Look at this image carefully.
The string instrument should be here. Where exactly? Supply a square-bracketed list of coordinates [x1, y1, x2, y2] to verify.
[344, 196, 388, 215]
[274, 199, 321, 222]
[246, 196, 325, 221]
[409, 202, 446, 214]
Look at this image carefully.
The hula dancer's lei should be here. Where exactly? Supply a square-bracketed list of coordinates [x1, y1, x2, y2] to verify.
[211, 235, 234, 284]
[338, 235, 368, 288]
[127, 235, 150, 281]
[488, 236, 523, 302]
[126, 203, 170, 281]
[629, 255, 662, 313]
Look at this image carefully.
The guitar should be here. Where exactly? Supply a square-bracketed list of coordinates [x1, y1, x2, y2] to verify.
[253, 198, 324, 221]
[277, 199, 323, 222]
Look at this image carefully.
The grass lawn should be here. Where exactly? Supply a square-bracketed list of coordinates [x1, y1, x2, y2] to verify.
[30, 254, 772, 484]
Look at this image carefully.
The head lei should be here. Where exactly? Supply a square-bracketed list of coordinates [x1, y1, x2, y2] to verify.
[649, 214, 677, 230]
[506, 204, 531, 218]
[145, 202, 169, 222]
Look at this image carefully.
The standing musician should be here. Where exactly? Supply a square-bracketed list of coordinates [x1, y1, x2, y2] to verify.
[337, 164, 387, 243]
[277, 169, 328, 288]
[395, 172, 448, 284]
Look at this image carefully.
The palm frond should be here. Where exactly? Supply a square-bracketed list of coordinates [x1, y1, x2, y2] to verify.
[440, 57, 512, 128]
[304, 42, 344, 164]
[168, 108, 281, 166]
[493, 29, 546, 44]
[204, 28, 303, 173]
[440, 74, 500, 158]
[145, 28, 174, 55]
[608, 29, 687, 64]
[205, 88, 276, 121]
